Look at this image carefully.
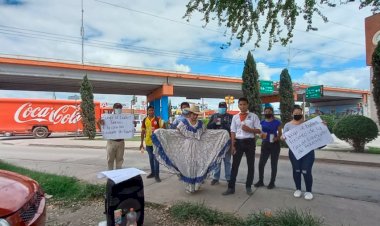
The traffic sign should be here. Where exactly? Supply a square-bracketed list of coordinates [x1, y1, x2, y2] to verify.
[260, 80, 274, 94]
[306, 85, 323, 99]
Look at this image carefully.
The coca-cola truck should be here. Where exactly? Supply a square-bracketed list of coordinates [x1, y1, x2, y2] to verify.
[0, 98, 102, 138]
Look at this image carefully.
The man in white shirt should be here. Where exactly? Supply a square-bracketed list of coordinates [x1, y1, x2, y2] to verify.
[222, 97, 262, 196]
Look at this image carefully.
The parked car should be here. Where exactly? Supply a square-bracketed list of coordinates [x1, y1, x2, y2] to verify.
[0, 169, 46, 226]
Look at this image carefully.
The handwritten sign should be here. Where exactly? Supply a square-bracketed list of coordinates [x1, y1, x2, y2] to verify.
[101, 114, 134, 140]
[283, 116, 333, 160]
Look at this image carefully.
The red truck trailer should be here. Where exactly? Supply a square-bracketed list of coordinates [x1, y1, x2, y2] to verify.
[0, 98, 102, 138]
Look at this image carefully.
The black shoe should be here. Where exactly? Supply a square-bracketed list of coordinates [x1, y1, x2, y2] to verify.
[254, 181, 264, 188]
[155, 177, 161, 183]
[246, 187, 253, 196]
[147, 173, 154, 179]
[267, 182, 275, 189]
[222, 188, 235, 195]
[211, 179, 219, 185]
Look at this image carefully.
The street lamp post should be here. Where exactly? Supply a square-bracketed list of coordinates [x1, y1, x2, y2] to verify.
[224, 95, 234, 111]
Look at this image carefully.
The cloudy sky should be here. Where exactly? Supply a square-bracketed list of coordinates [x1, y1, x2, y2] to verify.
[0, 0, 375, 109]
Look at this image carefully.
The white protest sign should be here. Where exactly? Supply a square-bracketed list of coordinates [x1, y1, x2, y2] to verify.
[283, 116, 333, 160]
[101, 114, 134, 140]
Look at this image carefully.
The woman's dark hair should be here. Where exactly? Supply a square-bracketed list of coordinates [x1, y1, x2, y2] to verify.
[264, 106, 274, 112]
[180, 102, 190, 109]
[238, 97, 248, 103]
[147, 105, 154, 110]
[292, 105, 303, 113]
[113, 103, 122, 109]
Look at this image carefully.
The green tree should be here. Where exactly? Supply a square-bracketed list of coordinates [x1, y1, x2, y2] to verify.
[242, 51, 262, 118]
[372, 41, 380, 123]
[279, 69, 294, 125]
[80, 74, 96, 139]
[333, 115, 378, 152]
[184, 1, 378, 49]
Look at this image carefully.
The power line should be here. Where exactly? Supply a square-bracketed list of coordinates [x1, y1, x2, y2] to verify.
[93, 0, 225, 35]
[94, 0, 365, 47]
[0, 28, 365, 71]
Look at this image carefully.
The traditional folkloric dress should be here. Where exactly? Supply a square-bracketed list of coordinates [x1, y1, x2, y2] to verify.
[152, 118, 230, 193]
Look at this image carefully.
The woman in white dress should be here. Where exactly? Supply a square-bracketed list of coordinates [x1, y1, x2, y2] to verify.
[152, 105, 230, 193]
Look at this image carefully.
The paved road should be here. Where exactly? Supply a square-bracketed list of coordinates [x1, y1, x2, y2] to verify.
[1, 144, 379, 204]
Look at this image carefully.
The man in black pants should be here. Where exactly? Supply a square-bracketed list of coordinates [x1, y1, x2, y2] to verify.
[222, 97, 261, 196]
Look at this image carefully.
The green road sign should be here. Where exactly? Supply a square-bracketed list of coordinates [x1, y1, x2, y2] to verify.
[306, 85, 323, 99]
[260, 80, 274, 94]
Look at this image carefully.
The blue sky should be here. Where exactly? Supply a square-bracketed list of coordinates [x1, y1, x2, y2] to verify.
[0, 0, 375, 110]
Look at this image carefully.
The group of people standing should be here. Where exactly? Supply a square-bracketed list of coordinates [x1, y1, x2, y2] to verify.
[104, 98, 319, 200]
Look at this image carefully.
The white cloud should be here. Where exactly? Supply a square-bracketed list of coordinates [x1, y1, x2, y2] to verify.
[174, 64, 191, 72]
[0, 0, 375, 103]
[296, 67, 371, 90]
[256, 62, 283, 81]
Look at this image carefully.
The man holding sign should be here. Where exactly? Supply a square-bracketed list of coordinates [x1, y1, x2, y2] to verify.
[282, 105, 333, 200]
[99, 103, 135, 170]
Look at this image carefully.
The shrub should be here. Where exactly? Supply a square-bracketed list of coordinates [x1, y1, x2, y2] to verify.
[308, 114, 336, 133]
[333, 115, 378, 152]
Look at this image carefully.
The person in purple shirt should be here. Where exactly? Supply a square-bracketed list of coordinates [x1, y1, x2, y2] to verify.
[254, 106, 282, 189]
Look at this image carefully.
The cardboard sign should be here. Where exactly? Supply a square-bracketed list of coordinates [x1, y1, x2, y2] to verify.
[283, 116, 333, 160]
[101, 114, 134, 140]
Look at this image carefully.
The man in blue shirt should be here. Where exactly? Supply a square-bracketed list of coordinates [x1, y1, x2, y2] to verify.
[170, 102, 190, 129]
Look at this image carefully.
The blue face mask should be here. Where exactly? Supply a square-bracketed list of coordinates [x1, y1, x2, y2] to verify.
[218, 108, 227, 114]
[182, 109, 189, 115]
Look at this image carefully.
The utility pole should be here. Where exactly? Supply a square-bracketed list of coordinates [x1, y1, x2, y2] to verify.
[81, 0, 84, 65]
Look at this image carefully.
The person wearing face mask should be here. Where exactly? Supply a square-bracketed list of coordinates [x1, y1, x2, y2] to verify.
[281, 105, 315, 200]
[254, 106, 282, 189]
[98, 103, 126, 170]
[151, 105, 230, 193]
[170, 102, 190, 129]
[207, 102, 233, 185]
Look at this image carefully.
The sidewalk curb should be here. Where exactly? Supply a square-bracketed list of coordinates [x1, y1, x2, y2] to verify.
[28, 143, 140, 150]
[18, 143, 380, 168]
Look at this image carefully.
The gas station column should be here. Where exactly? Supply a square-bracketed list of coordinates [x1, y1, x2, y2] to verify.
[147, 83, 174, 122]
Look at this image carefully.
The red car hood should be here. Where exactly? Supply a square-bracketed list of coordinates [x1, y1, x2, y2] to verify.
[0, 170, 36, 217]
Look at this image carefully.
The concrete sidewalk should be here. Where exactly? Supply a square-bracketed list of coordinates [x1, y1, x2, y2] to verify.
[2, 135, 380, 167]
[2, 136, 380, 226]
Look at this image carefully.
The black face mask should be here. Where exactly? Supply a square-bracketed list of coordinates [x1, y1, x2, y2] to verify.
[264, 114, 272, 119]
[293, 115, 303, 121]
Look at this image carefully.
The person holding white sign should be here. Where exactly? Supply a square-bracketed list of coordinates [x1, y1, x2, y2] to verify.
[98, 103, 126, 170]
[282, 105, 316, 200]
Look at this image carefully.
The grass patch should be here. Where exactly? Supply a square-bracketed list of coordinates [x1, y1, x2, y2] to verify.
[367, 147, 380, 154]
[0, 161, 104, 204]
[170, 201, 244, 226]
[246, 208, 324, 226]
[170, 202, 324, 226]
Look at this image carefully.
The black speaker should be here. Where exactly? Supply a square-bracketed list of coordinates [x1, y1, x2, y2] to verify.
[105, 175, 144, 226]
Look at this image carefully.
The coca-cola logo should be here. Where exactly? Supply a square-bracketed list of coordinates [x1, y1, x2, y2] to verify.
[14, 103, 82, 124]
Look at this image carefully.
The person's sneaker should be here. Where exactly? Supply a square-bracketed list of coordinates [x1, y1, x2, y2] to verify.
[293, 190, 302, 198]
[222, 188, 235, 196]
[254, 181, 264, 188]
[304, 192, 313, 200]
[246, 187, 253, 196]
[147, 173, 154, 179]
[155, 177, 161, 183]
[211, 179, 219, 185]
[267, 182, 275, 189]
